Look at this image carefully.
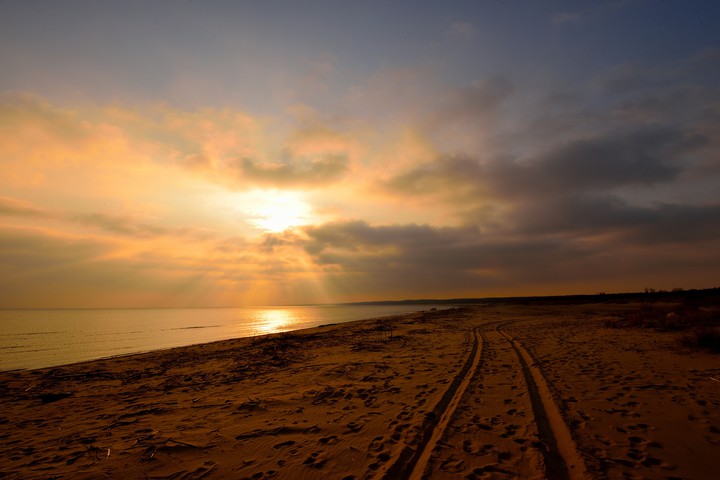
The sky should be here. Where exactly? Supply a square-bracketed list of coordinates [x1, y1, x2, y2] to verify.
[1, 0, 719, 307]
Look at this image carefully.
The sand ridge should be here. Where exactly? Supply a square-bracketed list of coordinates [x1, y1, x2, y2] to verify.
[1, 300, 719, 479]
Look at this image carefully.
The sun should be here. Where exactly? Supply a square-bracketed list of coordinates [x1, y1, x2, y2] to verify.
[247, 190, 314, 233]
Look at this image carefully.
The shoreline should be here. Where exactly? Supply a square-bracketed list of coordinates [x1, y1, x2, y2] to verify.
[0, 304, 446, 372]
[2, 313, 401, 375]
[1, 301, 719, 479]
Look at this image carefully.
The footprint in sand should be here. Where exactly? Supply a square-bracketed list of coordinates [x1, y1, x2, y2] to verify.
[461, 439, 495, 455]
[368, 451, 391, 471]
[272, 440, 295, 449]
[302, 451, 328, 469]
[344, 421, 363, 433]
[438, 456, 466, 473]
[368, 435, 384, 452]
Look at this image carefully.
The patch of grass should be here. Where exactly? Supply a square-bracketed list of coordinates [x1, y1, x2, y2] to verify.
[604, 303, 717, 331]
[678, 327, 720, 353]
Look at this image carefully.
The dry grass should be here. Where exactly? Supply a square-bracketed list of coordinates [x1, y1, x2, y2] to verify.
[677, 327, 720, 353]
[603, 300, 720, 353]
[603, 303, 717, 331]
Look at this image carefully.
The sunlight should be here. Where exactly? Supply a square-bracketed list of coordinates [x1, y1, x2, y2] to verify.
[253, 309, 294, 335]
[210, 189, 321, 235]
[244, 190, 315, 233]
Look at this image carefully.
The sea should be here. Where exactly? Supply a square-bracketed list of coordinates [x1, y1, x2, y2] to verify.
[0, 304, 441, 371]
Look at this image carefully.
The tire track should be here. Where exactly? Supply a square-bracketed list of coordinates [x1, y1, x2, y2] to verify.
[499, 327, 590, 480]
[376, 327, 483, 480]
[424, 320, 546, 479]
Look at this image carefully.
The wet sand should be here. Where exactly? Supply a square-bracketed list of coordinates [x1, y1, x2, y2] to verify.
[1, 300, 719, 479]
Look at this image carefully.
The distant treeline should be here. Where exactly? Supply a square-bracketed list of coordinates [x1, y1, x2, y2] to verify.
[346, 287, 720, 307]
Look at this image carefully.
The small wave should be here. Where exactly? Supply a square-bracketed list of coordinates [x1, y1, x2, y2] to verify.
[1, 346, 61, 354]
[0, 331, 66, 337]
[164, 325, 222, 331]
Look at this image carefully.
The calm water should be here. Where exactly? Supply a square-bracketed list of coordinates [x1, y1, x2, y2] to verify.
[0, 305, 438, 371]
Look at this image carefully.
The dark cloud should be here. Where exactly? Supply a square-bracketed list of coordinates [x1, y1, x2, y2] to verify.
[294, 214, 720, 298]
[293, 221, 596, 296]
[351, 50, 720, 296]
[303, 221, 478, 258]
[510, 194, 720, 242]
[386, 125, 704, 202]
[227, 153, 348, 187]
[525, 126, 702, 191]
[300, 220, 584, 282]
[627, 203, 720, 244]
[510, 195, 648, 235]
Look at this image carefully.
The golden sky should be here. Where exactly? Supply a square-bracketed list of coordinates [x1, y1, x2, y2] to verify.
[1, 1, 719, 307]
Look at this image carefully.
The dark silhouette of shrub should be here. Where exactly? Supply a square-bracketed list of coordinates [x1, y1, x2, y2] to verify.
[678, 327, 720, 353]
[604, 303, 717, 331]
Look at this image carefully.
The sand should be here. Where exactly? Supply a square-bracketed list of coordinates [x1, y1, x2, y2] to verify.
[1, 300, 719, 479]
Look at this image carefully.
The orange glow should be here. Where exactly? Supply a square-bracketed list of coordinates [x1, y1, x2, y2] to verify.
[247, 191, 316, 233]
[252, 309, 294, 335]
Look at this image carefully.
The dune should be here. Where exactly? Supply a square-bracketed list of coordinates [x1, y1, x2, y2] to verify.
[1, 299, 718, 479]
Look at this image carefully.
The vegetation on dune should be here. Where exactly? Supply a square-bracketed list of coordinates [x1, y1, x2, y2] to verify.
[603, 296, 720, 353]
[678, 327, 720, 353]
[604, 303, 716, 331]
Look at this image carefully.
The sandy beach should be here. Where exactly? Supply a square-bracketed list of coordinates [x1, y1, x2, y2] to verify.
[1, 297, 719, 479]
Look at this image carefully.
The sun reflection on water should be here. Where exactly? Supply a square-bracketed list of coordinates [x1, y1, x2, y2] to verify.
[253, 309, 295, 335]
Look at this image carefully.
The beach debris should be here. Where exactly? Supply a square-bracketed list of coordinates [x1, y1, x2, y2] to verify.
[81, 442, 112, 461]
[140, 437, 202, 461]
[237, 397, 264, 411]
[235, 425, 306, 440]
[165, 438, 200, 448]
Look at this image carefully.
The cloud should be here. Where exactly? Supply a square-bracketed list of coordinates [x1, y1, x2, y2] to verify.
[0, 226, 111, 273]
[300, 220, 592, 284]
[383, 155, 487, 208]
[385, 125, 705, 203]
[0, 196, 51, 218]
[0, 224, 308, 307]
[0, 226, 192, 307]
[508, 194, 720, 242]
[626, 203, 720, 244]
[0, 93, 327, 190]
[0, 195, 213, 240]
[293, 217, 720, 299]
[296, 210, 720, 299]
[2, 43, 720, 305]
[227, 153, 349, 188]
[274, 56, 339, 104]
[522, 126, 702, 192]
[70, 213, 213, 240]
[425, 76, 514, 132]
